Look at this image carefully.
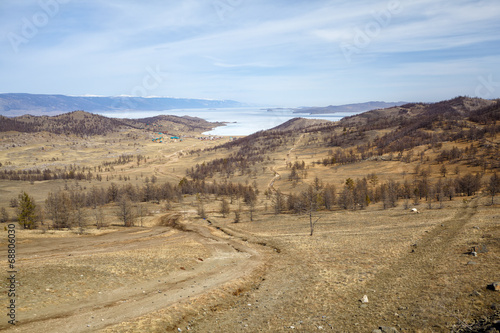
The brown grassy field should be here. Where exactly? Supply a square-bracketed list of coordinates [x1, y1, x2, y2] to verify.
[0, 114, 499, 332]
[1, 196, 498, 332]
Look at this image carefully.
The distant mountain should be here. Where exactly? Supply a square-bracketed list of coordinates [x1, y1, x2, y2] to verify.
[0, 93, 249, 116]
[0, 110, 224, 136]
[270, 118, 332, 132]
[291, 101, 407, 114]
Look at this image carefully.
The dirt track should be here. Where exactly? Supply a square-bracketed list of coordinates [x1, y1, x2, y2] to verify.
[2, 223, 264, 333]
[2, 199, 498, 332]
[185, 199, 500, 332]
[344, 199, 483, 330]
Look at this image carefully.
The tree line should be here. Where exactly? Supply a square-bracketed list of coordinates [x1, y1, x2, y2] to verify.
[272, 172, 500, 215]
[8, 177, 258, 229]
[0, 154, 146, 182]
[7, 171, 500, 230]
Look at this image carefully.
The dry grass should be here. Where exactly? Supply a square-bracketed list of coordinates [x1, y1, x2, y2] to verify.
[0, 128, 499, 332]
[185, 200, 500, 332]
[0, 227, 210, 328]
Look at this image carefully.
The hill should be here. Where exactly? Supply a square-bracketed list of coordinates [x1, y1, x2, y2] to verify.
[0, 93, 248, 116]
[0, 110, 223, 136]
[269, 117, 332, 131]
[293, 101, 407, 114]
[191, 96, 500, 182]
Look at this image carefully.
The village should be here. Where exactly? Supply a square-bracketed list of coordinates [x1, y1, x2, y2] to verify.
[150, 132, 230, 143]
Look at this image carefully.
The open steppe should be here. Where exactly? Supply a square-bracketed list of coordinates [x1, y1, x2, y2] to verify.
[1, 197, 499, 332]
[1, 98, 499, 332]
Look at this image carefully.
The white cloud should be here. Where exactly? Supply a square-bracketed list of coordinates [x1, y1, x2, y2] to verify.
[0, 0, 499, 105]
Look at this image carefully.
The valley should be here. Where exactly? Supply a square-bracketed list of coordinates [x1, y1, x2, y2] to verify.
[0, 96, 499, 332]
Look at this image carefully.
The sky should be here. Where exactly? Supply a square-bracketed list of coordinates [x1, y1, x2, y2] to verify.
[1, 0, 500, 107]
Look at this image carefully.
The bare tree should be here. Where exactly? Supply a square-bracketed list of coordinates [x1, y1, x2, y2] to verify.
[339, 186, 354, 210]
[94, 206, 105, 229]
[427, 185, 436, 209]
[435, 179, 444, 209]
[0, 207, 8, 223]
[45, 191, 72, 229]
[9, 197, 18, 208]
[197, 201, 207, 219]
[244, 187, 257, 221]
[234, 208, 241, 223]
[339, 179, 355, 210]
[247, 198, 256, 221]
[457, 173, 481, 196]
[299, 185, 321, 236]
[487, 172, 500, 205]
[273, 190, 285, 215]
[73, 204, 87, 234]
[443, 178, 456, 200]
[136, 204, 146, 227]
[440, 164, 447, 177]
[117, 195, 135, 227]
[323, 184, 336, 210]
[219, 198, 230, 218]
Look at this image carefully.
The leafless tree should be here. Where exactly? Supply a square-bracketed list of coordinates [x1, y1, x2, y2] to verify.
[45, 191, 72, 229]
[487, 173, 500, 205]
[0, 207, 8, 223]
[137, 204, 146, 227]
[94, 206, 105, 229]
[234, 208, 241, 223]
[323, 184, 336, 210]
[117, 195, 135, 227]
[298, 185, 321, 236]
[73, 204, 87, 234]
[219, 198, 230, 218]
[244, 187, 257, 221]
[197, 201, 207, 219]
[440, 164, 447, 177]
[339, 186, 354, 210]
[9, 197, 18, 208]
[273, 190, 285, 215]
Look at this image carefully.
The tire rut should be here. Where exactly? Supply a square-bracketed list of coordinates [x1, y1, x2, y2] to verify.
[4, 222, 265, 333]
[354, 200, 479, 330]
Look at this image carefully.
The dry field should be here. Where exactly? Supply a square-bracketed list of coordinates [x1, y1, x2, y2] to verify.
[184, 198, 500, 332]
[0, 129, 233, 205]
[0, 128, 499, 332]
[1, 198, 499, 332]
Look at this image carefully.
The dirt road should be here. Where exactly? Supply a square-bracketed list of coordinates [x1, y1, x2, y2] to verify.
[341, 198, 483, 330]
[3, 199, 498, 332]
[2, 222, 264, 333]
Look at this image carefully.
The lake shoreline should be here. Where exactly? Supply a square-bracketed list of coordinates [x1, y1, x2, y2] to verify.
[97, 107, 360, 136]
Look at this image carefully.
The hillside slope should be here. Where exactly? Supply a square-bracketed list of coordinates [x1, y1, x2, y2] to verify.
[190, 96, 500, 184]
[270, 117, 332, 132]
[0, 110, 223, 136]
[294, 101, 407, 114]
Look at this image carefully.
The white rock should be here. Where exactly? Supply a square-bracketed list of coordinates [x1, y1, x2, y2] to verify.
[361, 295, 369, 303]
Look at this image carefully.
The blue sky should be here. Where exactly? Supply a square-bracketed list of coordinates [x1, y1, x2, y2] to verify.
[1, 0, 499, 106]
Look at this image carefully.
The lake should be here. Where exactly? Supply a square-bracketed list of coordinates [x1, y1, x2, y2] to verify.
[98, 107, 359, 136]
